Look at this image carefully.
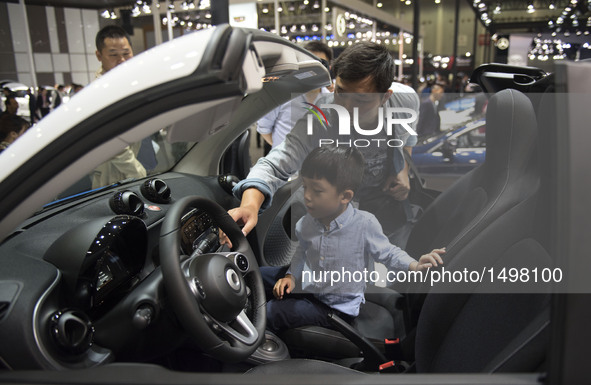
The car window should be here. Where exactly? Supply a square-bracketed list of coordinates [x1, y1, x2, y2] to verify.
[53, 130, 196, 203]
[456, 126, 486, 148]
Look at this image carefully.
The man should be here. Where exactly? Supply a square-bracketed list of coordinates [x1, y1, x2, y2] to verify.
[0, 115, 29, 153]
[257, 41, 334, 155]
[91, 25, 147, 188]
[95, 25, 133, 77]
[51, 85, 65, 111]
[1, 95, 19, 118]
[416, 82, 445, 138]
[228, 42, 420, 246]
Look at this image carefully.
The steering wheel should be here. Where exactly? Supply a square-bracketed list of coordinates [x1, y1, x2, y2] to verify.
[159, 196, 266, 362]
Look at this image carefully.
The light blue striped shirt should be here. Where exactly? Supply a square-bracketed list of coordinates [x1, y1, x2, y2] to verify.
[287, 204, 415, 317]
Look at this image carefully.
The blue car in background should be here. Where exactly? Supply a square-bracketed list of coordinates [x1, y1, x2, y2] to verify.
[412, 117, 486, 191]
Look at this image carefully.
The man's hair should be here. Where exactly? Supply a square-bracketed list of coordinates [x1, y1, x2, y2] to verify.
[95, 25, 132, 52]
[301, 146, 364, 193]
[0, 115, 29, 141]
[332, 41, 394, 93]
[304, 41, 333, 64]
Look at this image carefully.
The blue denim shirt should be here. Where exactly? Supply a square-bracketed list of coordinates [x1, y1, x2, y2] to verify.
[287, 204, 415, 317]
[234, 82, 420, 210]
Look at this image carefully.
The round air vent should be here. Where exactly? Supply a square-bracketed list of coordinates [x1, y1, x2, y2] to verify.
[140, 178, 171, 203]
[109, 190, 144, 216]
[49, 310, 94, 354]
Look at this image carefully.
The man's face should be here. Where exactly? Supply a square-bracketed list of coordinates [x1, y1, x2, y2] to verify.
[6, 99, 18, 114]
[309, 50, 329, 66]
[302, 176, 347, 224]
[96, 37, 133, 73]
[431, 84, 445, 101]
[333, 76, 391, 129]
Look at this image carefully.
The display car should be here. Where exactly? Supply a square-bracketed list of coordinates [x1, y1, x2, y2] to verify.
[412, 117, 486, 191]
[0, 25, 590, 384]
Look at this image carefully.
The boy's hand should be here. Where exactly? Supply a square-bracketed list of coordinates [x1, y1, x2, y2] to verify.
[410, 248, 446, 271]
[273, 275, 296, 299]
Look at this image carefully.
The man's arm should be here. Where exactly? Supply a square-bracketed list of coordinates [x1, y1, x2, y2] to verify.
[260, 133, 273, 146]
[228, 187, 265, 236]
[382, 146, 412, 201]
[384, 83, 419, 201]
[230, 115, 317, 236]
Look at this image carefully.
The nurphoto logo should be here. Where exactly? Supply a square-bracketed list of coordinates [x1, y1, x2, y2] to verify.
[305, 103, 418, 148]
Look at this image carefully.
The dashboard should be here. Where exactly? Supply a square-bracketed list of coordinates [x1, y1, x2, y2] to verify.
[180, 208, 219, 256]
[0, 172, 238, 370]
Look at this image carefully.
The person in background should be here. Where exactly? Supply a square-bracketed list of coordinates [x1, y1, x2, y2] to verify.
[416, 82, 445, 138]
[91, 25, 147, 188]
[256, 41, 334, 154]
[0, 95, 19, 118]
[0, 115, 30, 153]
[37, 88, 51, 118]
[27, 88, 40, 124]
[71, 83, 84, 94]
[51, 85, 64, 111]
[95, 24, 133, 77]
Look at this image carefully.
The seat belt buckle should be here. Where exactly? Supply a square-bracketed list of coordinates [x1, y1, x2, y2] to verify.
[384, 338, 404, 360]
[378, 360, 400, 373]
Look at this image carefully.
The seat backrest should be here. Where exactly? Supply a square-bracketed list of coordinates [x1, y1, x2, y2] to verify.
[414, 195, 551, 372]
[414, 87, 556, 374]
[406, 89, 539, 262]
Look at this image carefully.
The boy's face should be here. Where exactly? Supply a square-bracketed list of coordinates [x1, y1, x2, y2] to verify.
[302, 176, 352, 224]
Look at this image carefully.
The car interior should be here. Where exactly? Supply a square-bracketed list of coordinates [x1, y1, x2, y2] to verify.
[0, 25, 588, 384]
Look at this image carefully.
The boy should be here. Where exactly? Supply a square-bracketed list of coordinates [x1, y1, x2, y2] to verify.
[265, 146, 445, 332]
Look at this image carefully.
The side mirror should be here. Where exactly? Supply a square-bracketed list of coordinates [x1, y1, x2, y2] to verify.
[441, 140, 456, 159]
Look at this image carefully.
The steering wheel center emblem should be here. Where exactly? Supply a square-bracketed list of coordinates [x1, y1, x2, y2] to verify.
[226, 268, 241, 291]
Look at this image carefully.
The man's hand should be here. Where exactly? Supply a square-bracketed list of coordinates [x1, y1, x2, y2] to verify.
[219, 188, 265, 248]
[219, 205, 259, 248]
[409, 248, 446, 271]
[382, 167, 411, 201]
[273, 275, 295, 299]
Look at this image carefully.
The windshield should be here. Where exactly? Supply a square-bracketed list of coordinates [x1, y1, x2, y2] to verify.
[52, 131, 196, 205]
